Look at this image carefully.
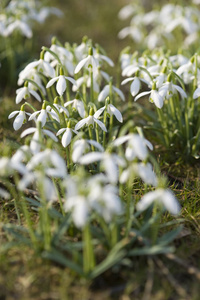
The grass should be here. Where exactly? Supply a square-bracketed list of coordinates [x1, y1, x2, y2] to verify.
[1, 0, 200, 299]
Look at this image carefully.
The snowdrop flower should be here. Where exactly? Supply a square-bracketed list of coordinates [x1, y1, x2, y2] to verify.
[135, 81, 164, 109]
[98, 84, 125, 102]
[26, 149, 67, 178]
[22, 50, 55, 78]
[88, 184, 123, 222]
[120, 162, 157, 186]
[5, 19, 32, 38]
[44, 43, 74, 75]
[64, 94, 85, 118]
[18, 171, 58, 202]
[93, 47, 114, 67]
[64, 194, 89, 228]
[56, 121, 78, 147]
[18, 68, 46, 95]
[94, 100, 123, 123]
[159, 75, 187, 100]
[28, 101, 59, 127]
[8, 105, 30, 130]
[137, 189, 181, 215]
[74, 36, 90, 61]
[16, 81, 41, 104]
[74, 47, 99, 74]
[113, 133, 153, 161]
[46, 67, 76, 96]
[79, 151, 126, 184]
[72, 138, 104, 163]
[121, 76, 147, 97]
[21, 124, 58, 154]
[75, 108, 107, 132]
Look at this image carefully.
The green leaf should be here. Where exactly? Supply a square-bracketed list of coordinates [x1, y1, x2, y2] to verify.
[157, 226, 183, 246]
[42, 249, 84, 276]
[129, 245, 175, 256]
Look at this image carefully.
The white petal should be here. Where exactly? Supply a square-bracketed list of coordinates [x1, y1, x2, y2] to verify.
[75, 117, 90, 131]
[8, 111, 20, 119]
[98, 85, 109, 102]
[74, 56, 89, 74]
[109, 104, 123, 122]
[193, 87, 200, 99]
[21, 127, 36, 138]
[62, 128, 72, 147]
[94, 106, 105, 119]
[43, 129, 58, 142]
[134, 91, 151, 102]
[79, 152, 103, 164]
[94, 118, 107, 132]
[130, 77, 140, 97]
[56, 128, 66, 136]
[113, 86, 125, 101]
[56, 76, 66, 96]
[29, 89, 41, 102]
[121, 77, 135, 85]
[46, 77, 59, 88]
[151, 90, 164, 109]
[13, 111, 25, 130]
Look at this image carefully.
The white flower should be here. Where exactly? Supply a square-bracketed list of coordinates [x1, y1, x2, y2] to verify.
[120, 162, 157, 186]
[75, 111, 107, 132]
[74, 48, 99, 74]
[8, 109, 30, 130]
[72, 139, 104, 163]
[5, 19, 32, 38]
[79, 151, 126, 184]
[16, 85, 41, 104]
[113, 134, 153, 161]
[46, 75, 76, 96]
[121, 76, 146, 97]
[22, 58, 55, 78]
[88, 184, 123, 222]
[94, 103, 123, 123]
[21, 126, 58, 154]
[159, 81, 187, 100]
[136, 189, 181, 215]
[29, 106, 59, 127]
[135, 87, 164, 109]
[64, 195, 89, 228]
[56, 127, 78, 148]
[98, 85, 125, 102]
[26, 149, 67, 178]
[64, 98, 85, 118]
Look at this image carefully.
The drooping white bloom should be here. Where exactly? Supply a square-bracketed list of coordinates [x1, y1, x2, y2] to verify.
[159, 81, 187, 100]
[21, 126, 58, 154]
[120, 162, 157, 186]
[135, 87, 164, 109]
[72, 139, 104, 163]
[74, 49, 99, 74]
[137, 189, 181, 215]
[75, 110, 107, 132]
[46, 75, 76, 96]
[29, 106, 59, 127]
[98, 85, 125, 102]
[5, 19, 32, 38]
[56, 127, 78, 148]
[113, 134, 153, 161]
[26, 149, 67, 178]
[16, 85, 41, 104]
[8, 109, 30, 130]
[94, 103, 123, 123]
[22, 58, 55, 78]
[121, 76, 146, 97]
[64, 98, 85, 118]
[79, 151, 126, 184]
